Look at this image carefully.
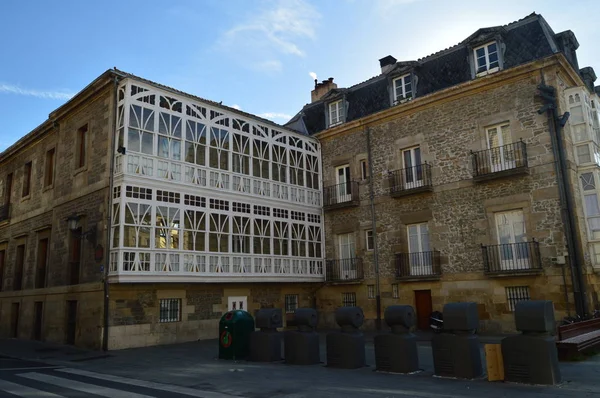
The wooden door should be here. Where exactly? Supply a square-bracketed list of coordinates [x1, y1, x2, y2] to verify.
[66, 300, 77, 345]
[414, 290, 433, 330]
[33, 302, 43, 341]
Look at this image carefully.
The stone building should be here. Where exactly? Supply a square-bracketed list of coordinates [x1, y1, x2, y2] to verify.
[286, 13, 600, 332]
[0, 70, 325, 349]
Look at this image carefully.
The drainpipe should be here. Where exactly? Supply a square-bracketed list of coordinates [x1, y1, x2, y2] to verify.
[365, 127, 382, 330]
[103, 74, 120, 351]
[539, 75, 588, 317]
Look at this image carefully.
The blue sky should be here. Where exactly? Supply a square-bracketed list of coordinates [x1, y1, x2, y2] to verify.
[1, 0, 599, 151]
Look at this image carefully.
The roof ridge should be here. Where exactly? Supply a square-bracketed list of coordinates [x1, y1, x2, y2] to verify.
[417, 12, 540, 62]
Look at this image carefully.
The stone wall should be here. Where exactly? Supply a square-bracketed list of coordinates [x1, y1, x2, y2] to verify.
[0, 83, 114, 349]
[107, 282, 320, 350]
[318, 65, 598, 331]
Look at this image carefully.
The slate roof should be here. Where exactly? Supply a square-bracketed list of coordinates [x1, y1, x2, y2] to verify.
[285, 13, 585, 136]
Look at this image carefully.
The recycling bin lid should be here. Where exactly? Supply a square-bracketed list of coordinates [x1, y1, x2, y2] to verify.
[220, 310, 254, 322]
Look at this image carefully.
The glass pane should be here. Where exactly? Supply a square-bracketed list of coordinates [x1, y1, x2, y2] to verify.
[487, 127, 498, 149]
[128, 129, 140, 152]
[570, 105, 584, 124]
[581, 172, 595, 190]
[585, 194, 600, 215]
[487, 42, 497, 53]
[141, 132, 153, 154]
[500, 124, 511, 145]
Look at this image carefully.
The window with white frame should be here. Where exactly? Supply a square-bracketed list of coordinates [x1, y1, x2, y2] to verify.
[393, 74, 412, 103]
[329, 100, 343, 126]
[209, 213, 229, 252]
[158, 112, 182, 160]
[306, 154, 319, 189]
[308, 225, 322, 258]
[273, 221, 289, 256]
[128, 105, 155, 155]
[253, 218, 271, 254]
[184, 120, 206, 166]
[392, 283, 399, 299]
[360, 159, 368, 180]
[232, 133, 250, 174]
[272, 144, 287, 183]
[580, 172, 600, 240]
[155, 206, 180, 249]
[123, 203, 152, 248]
[209, 127, 229, 170]
[474, 42, 500, 76]
[232, 216, 251, 253]
[576, 144, 592, 164]
[291, 223, 306, 257]
[365, 230, 374, 251]
[183, 210, 206, 251]
[367, 285, 375, 299]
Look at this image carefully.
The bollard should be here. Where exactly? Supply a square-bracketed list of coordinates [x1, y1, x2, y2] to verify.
[501, 300, 561, 385]
[326, 307, 366, 369]
[249, 308, 283, 362]
[374, 305, 419, 373]
[432, 302, 483, 379]
[284, 308, 320, 365]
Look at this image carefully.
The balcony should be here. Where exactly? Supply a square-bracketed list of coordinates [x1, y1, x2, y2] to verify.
[395, 251, 441, 281]
[0, 204, 9, 223]
[389, 164, 433, 197]
[482, 241, 542, 276]
[471, 141, 528, 182]
[323, 181, 359, 211]
[325, 258, 364, 283]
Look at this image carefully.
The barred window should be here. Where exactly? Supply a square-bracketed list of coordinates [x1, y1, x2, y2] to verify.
[254, 205, 270, 216]
[392, 284, 399, 299]
[184, 194, 205, 208]
[209, 198, 229, 211]
[159, 299, 181, 323]
[157, 190, 180, 203]
[506, 286, 530, 311]
[273, 208, 288, 219]
[367, 285, 375, 299]
[285, 294, 299, 314]
[125, 185, 152, 200]
[342, 292, 357, 307]
[233, 202, 251, 213]
[291, 211, 305, 221]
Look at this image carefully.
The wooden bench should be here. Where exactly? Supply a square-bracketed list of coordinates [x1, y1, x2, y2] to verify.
[556, 318, 600, 360]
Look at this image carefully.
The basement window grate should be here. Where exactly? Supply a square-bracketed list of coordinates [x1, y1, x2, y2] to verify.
[159, 298, 181, 323]
[342, 292, 357, 307]
[506, 286, 530, 312]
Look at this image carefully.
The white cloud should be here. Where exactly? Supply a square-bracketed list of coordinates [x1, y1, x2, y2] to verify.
[231, 104, 242, 110]
[219, 0, 320, 71]
[0, 83, 74, 100]
[309, 71, 317, 80]
[258, 112, 292, 120]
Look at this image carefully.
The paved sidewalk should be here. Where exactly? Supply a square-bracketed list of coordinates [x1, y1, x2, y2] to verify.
[0, 335, 598, 398]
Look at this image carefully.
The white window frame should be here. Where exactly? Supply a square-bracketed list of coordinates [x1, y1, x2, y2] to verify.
[407, 223, 432, 275]
[580, 172, 600, 241]
[494, 209, 530, 270]
[365, 229, 374, 251]
[367, 285, 375, 299]
[392, 74, 412, 104]
[335, 164, 351, 203]
[401, 146, 423, 189]
[474, 41, 500, 77]
[329, 100, 343, 127]
[485, 123, 514, 172]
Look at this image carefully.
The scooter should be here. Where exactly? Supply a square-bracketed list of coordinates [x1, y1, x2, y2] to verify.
[429, 311, 443, 333]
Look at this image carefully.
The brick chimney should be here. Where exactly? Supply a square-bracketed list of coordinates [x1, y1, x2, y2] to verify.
[379, 55, 397, 74]
[311, 77, 337, 103]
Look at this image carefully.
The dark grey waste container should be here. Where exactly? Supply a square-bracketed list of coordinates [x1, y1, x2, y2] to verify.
[432, 302, 482, 379]
[249, 308, 283, 362]
[284, 308, 320, 365]
[326, 307, 365, 369]
[374, 305, 419, 373]
[502, 300, 561, 385]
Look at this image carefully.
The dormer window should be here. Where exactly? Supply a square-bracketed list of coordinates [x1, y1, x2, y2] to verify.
[393, 74, 412, 104]
[474, 42, 499, 76]
[329, 100, 343, 127]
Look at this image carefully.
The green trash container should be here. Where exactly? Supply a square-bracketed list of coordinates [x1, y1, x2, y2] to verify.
[218, 310, 255, 360]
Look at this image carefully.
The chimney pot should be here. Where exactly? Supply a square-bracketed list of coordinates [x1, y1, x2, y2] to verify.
[311, 76, 338, 103]
[379, 55, 397, 74]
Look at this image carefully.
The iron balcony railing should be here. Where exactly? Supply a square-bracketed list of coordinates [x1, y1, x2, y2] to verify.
[0, 204, 9, 222]
[471, 141, 528, 179]
[389, 163, 433, 196]
[395, 250, 441, 279]
[323, 181, 359, 210]
[482, 241, 541, 274]
[326, 258, 363, 282]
